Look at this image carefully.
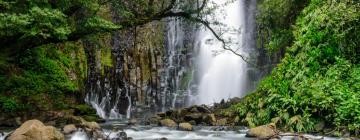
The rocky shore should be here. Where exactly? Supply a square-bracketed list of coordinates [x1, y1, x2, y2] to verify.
[2, 117, 131, 140]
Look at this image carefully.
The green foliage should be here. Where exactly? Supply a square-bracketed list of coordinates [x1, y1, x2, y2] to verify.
[0, 43, 87, 113]
[234, 0, 360, 133]
[0, 0, 120, 43]
[257, 0, 309, 52]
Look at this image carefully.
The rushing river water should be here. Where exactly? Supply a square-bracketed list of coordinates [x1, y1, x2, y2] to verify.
[0, 121, 342, 140]
[67, 121, 341, 140]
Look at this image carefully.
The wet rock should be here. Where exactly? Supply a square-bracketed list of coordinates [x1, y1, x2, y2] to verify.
[215, 118, 227, 126]
[82, 121, 100, 130]
[147, 115, 162, 125]
[160, 119, 177, 127]
[245, 123, 277, 139]
[188, 120, 197, 125]
[203, 114, 216, 125]
[8, 119, 64, 140]
[128, 119, 137, 125]
[184, 113, 202, 124]
[114, 131, 128, 140]
[196, 105, 211, 113]
[92, 129, 106, 139]
[160, 137, 168, 140]
[179, 123, 193, 131]
[63, 124, 77, 134]
[189, 107, 199, 113]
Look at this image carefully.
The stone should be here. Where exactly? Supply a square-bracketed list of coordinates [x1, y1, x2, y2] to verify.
[160, 119, 177, 127]
[160, 137, 168, 140]
[8, 119, 64, 140]
[128, 119, 137, 125]
[179, 123, 193, 131]
[196, 105, 211, 113]
[203, 114, 216, 125]
[63, 124, 77, 134]
[147, 115, 162, 125]
[91, 129, 106, 139]
[116, 131, 127, 139]
[215, 118, 227, 126]
[184, 113, 202, 124]
[82, 121, 100, 130]
[245, 123, 277, 139]
[189, 107, 199, 113]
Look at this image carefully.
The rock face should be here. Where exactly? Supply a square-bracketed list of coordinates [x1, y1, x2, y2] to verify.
[8, 119, 64, 140]
[179, 123, 193, 131]
[160, 119, 177, 127]
[246, 123, 277, 139]
[63, 124, 77, 134]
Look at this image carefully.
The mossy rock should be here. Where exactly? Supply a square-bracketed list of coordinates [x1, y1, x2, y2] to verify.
[72, 104, 97, 116]
[82, 115, 102, 122]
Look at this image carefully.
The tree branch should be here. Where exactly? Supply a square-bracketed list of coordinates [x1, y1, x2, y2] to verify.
[159, 11, 251, 64]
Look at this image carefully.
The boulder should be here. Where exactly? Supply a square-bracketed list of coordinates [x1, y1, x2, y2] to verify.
[215, 118, 227, 126]
[146, 115, 162, 125]
[245, 123, 277, 139]
[179, 123, 193, 131]
[116, 131, 127, 139]
[203, 114, 216, 125]
[196, 105, 211, 113]
[128, 119, 137, 125]
[189, 107, 199, 113]
[184, 113, 202, 124]
[160, 119, 177, 127]
[82, 121, 100, 130]
[8, 119, 64, 140]
[63, 124, 77, 134]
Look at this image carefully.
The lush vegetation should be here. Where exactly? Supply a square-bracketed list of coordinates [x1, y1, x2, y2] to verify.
[0, 43, 87, 113]
[233, 0, 360, 134]
[0, 0, 209, 115]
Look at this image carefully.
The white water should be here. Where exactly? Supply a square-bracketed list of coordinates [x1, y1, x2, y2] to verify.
[70, 130, 89, 140]
[196, 0, 252, 105]
[67, 126, 341, 140]
[0, 132, 10, 140]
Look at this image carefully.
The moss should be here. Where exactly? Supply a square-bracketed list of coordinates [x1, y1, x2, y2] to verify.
[0, 42, 87, 113]
[73, 104, 97, 116]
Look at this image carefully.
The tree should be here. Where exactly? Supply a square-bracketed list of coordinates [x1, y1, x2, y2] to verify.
[0, 0, 249, 60]
[0, 0, 205, 48]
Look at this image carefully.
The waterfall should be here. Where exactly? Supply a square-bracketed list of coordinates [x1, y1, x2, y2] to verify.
[84, 0, 260, 119]
[195, 0, 258, 105]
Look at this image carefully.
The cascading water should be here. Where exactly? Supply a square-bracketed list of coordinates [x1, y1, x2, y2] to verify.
[195, 0, 257, 105]
[84, 0, 258, 120]
[161, 17, 186, 110]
